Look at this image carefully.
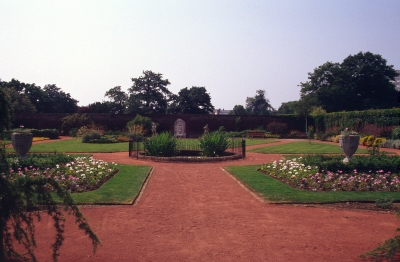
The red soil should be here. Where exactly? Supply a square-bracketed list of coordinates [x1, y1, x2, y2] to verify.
[27, 139, 400, 261]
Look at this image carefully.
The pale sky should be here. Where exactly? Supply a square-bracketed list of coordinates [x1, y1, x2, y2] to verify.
[1, 0, 399, 110]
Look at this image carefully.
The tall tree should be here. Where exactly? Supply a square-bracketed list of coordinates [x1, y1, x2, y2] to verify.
[277, 101, 298, 114]
[229, 105, 247, 115]
[245, 89, 275, 115]
[104, 86, 128, 114]
[171, 86, 214, 114]
[0, 87, 12, 138]
[300, 52, 399, 112]
[79, 101, 114, 113]
[126, 70, 171, 114]
[0, 79, 38, 113]
[42, 84, 79, 113]
[2, 87, 37, 113]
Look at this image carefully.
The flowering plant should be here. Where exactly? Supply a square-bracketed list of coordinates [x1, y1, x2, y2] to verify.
[13, 125, 31, 133]
[260, 158, 400, 192]
[341, 128, 358, 136]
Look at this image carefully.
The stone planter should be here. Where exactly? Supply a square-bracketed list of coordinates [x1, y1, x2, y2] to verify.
[339, 135, 360, 163]
[11, 132, 33, 159]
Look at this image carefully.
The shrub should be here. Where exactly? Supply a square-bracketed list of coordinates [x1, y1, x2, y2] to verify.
[265, 133, 280, 138]
[6, 153, 75, 171]
[320, 130, 340, 141]
[287, 130, 306, 138]
[266, 122, 287, 136]
[381, 139, 400, 149]
[144, 132, 179, 157]
[199, 131, 230, 157]
[61, 113, 94, 135]
[117, 135, 131, 142]
[375, 198, 393, 209]
[82, 132, 101, 143]
[227, 130, 248, 138]
[127, 115, 153, 135]
[391, 126, 400, 139]
[30, 129, 59, 139]
[299, 154, 400, 174]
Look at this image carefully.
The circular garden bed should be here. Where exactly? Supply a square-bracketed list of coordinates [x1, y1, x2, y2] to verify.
[136, 150, 243, 162]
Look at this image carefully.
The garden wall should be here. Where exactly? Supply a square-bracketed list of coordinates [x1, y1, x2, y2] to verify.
[12, 113, 307, 137]
[314, 108, 400, 137]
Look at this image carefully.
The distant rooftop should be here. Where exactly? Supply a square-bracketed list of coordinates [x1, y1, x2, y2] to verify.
[394, 70, 400, 91]
[213, 108, 231, 115]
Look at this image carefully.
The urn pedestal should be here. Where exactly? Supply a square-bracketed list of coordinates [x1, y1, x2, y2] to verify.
[339, 135, 360, 163]
[11, 132, 33, 159]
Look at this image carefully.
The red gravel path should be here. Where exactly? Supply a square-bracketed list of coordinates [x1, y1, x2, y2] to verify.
[29, 139, 399, 261]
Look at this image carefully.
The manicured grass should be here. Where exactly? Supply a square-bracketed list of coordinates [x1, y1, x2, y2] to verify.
[62, 164, 152, 205]
[249, 141, 368, 154]
[7, 139, 130, 153]
[244, 138, 278, 146]
[225, 165, 400, 203]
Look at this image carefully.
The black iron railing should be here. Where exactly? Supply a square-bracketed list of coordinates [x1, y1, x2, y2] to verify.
[129, 138, 246, 161]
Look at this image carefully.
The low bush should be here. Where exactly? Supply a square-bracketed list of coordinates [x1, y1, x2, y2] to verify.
[266, 122, 287, 136]
[391, 126, 400, 139]
[320, 130, 339, 141]
[381, 139, 400, 149]
[6, 156, 118, 193]
[260, 157, 400, 192]
[30, 129, 59, 139]
[287, 130, 306, 139]
[6, 153, 75, 171]
[299, 154, 400, 174]
[227, 130, 248, 138]
[199, 131, 230, 157]
[144, 132, 178, 157]
[375, 198, 393, 209]
[82, 132, 101, 143]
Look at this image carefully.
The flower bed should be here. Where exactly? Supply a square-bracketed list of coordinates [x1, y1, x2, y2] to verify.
[6, 156, 118, 192]
[260, 157, 400, 192]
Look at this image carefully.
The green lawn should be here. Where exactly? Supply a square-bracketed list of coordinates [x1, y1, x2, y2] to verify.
[225, 165, 400, 203]
[58, 164, 152, 205]
[244, 138, 278, 146]
[7, 139, 131, 153]
[249, 141, 368, 154]
[5, 137, 271, 153]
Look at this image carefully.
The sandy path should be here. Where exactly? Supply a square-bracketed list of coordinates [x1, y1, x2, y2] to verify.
[28, 139, 400, 261]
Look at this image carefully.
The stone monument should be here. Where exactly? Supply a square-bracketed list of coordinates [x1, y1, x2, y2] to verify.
[174, 118, 186, 138]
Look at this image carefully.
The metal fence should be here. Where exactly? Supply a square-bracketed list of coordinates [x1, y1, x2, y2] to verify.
[129, 138, 246, 162]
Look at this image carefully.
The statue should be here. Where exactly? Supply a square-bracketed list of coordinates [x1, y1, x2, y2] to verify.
[151, 122, 157, 136]
[204, 124, 210, 135]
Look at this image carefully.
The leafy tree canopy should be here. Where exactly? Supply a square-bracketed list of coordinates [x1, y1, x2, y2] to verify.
[277, 101, 298, 115]
[170, 86, 214, 114]
[0, 87, 12, 138]
[42, 84, 79, 113]
[78, 101, 114, 114]
[126, 71, 171, 114]
[105, 86, 128, 114]
[245, 89, 275, 115]
[0, 79, 79, 113]
[300, 52, 399, 112]
[229, 105, 248, 115]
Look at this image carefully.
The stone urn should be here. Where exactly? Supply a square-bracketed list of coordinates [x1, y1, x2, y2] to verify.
[339, 135, 360, 163]
[11, 132, 33, 159]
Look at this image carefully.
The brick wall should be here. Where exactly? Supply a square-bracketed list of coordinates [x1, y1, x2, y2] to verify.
[12, 113, 307, 137]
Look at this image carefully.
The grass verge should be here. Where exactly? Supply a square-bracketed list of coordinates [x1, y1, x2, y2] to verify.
[7, 139, 130, 153]
[244, 138, 278, 146]
[225, 165, 400, 203]
[249, 141, 368, 154]
[58, 164, 152, 205]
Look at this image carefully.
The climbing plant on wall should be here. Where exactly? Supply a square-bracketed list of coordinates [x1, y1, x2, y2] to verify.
[314, 109, 400, 132]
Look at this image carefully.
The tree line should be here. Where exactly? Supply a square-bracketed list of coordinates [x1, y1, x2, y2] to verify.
[277, 51, 399, 115]
[1, 52, 399, 117]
